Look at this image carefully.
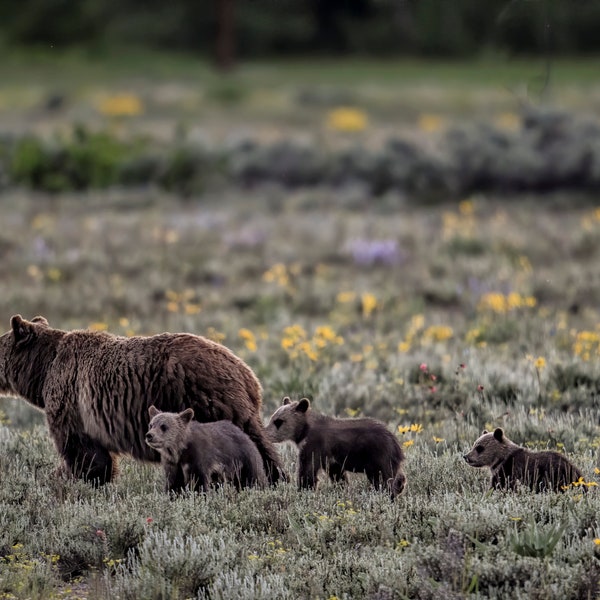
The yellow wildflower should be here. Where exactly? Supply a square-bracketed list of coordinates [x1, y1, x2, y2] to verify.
[206, 327, 226, 343]
[98, 94, 143, 117]
[458, 199, 474, 215]
[361, 292, 378, 318]
[423, 325, 453, 342]
[184, 303, 201, 315]
[263, 263, 289, 287]
[336, 291, 356, 303]
[417, 113, 446, 133]
[47, 268, 61, 282]
[238, 328, 257, 352]
[398, 341, 411, 353]
[326, 107, 369, 132]
[495, 112, 520, 131]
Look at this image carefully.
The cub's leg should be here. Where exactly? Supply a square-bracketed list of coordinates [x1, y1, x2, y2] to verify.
[162, 461, 187, 493]
[366, 468, 388, 491]
[326, 463, 345, 483]
[298, 448, 321, 490]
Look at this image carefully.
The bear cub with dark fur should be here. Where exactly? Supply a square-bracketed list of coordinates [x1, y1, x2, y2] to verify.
[266, 397, 406, 499]
[464, 427, 584, 492]
[146, 406, 267, 492]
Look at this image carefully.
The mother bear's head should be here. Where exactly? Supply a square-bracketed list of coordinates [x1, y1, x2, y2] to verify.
[0, 314, 55, 409]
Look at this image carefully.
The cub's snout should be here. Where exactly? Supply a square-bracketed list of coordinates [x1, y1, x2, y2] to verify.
[145, 431, 160, 449]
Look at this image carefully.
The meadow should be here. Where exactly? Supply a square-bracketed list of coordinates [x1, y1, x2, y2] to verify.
[1, 53, 600, 599]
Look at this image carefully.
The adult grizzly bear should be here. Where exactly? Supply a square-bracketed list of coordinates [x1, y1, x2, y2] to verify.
[0, 315, 283, 485]
[464, 428, 584, 492]
[266, 397, 406, 499]
[146, 406, 267, 492]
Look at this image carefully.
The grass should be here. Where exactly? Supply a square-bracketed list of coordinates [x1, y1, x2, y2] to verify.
[1, 48, 600, 144]
[2, 47, 600, 87]
[0, 188, 599, 599]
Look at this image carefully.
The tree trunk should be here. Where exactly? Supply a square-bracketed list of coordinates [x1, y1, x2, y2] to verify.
[215, 0, 235, 71]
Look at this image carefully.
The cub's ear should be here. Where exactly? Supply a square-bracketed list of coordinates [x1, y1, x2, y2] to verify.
[493, 427, 504, 441]
[148, 405, 160, 419]
[31, 316, 49, 327]
[179, 408, 195, 424]
[283, 396, 291, 405]
[11, 315, 36, 344]
[482, 429, 489, 435]
[296, 398, 310, 413]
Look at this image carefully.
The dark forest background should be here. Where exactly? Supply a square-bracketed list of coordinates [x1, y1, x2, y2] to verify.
[2, 0, 600, 64]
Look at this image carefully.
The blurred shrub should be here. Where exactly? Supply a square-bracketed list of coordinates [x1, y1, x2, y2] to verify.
[3, 109, 600, 198]
[10, 127, 133, 191]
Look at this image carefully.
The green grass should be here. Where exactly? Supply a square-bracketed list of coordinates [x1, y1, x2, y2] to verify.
[0, 49, 599, 142]
[2, 47, 600, 87]
[0, 189, 599, 599]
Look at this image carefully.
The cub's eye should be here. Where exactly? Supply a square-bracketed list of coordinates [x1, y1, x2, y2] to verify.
[160, 424, 168, 432]
[475, 445, 484, 453]
[273, 419, 284, 429]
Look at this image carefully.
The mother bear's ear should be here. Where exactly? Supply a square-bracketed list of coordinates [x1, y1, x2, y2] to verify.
[10, 315, 37, 345]
[31, 316, 49, 327]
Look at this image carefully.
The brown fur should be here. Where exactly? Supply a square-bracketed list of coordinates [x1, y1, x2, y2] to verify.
[0, 315, 283, 485]
[145, 406, 267, 492]
[266, 397, 406, 499]
[464, 427, 584, 492]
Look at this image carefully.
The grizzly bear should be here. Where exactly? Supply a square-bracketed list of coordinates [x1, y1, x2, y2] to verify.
[0, 315, 283, 485]
[266, 397, 406, 498]
[464, 428, 584, 492]
[145, 406, 267, 492]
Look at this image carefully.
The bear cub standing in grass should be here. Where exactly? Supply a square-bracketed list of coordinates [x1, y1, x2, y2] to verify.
[464, 427, 584, 492]
[146, 406, 267, 492]
[266, 397, 406, 499]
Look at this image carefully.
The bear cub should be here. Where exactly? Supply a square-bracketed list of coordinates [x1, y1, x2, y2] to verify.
[146, 406, 267, 492]
[266, 397, 406, 499]
[464, 427, 584, 492]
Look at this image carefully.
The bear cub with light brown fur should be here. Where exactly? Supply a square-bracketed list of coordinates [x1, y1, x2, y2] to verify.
[146, 406, 267, 492]
[464, 427, 584, 492]
[266, 397, 406, 499]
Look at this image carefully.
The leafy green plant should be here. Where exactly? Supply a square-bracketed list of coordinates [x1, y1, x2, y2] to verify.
[510, 517, 566, 558]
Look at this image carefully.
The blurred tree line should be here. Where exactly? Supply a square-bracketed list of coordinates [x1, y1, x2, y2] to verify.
[1, 0, 600, 63]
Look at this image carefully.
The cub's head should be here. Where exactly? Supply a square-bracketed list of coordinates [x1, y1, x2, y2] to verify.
[266, 397, 310, 445]
[0, 315, 51, 401]
[463, 427, 518, 468]
[145, 406, 194, 456]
